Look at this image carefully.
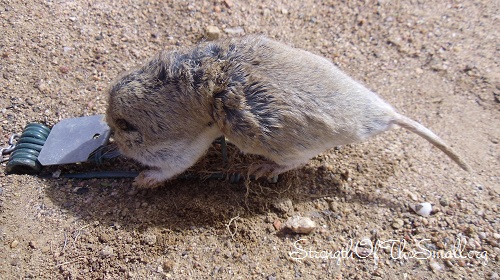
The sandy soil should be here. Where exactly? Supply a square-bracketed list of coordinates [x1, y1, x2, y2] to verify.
[1, 0, 499, 279]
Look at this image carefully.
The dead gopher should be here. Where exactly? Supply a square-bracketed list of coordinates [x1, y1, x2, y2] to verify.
[106, 36, 469, 188]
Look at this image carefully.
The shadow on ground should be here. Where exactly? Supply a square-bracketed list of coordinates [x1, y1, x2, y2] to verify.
[42, 144, 401, 234]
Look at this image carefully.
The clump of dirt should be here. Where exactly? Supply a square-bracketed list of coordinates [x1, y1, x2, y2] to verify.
[0, 0, 498, 279]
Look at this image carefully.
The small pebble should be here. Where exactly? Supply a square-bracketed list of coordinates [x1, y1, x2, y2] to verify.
[372, 269, 383, 277]
[101, 246, 114, 258]
[35, 81, 49, 93]
[435, 241, 445, 249]
[205, 26, 221, 41]
[59, 66, 70, 74]
[405, 190, 418, 201]
[10, 240, 19, 248]
[429, 260, 442, 272]
[493, 233, 500, 240]
[392, 219, 404, 229]
[355, 247, 371, 258]
[273, 219, 282, 231]
[10, 258, 20, 266]
[143, 233, 157, 245]
[283, 216, 316, 234]
[29, 240, 38, 249]
[490, 272, 500, 280]
[223, 0, 233, 8]
[262, 8, 271, 17]
[478, 232, 487, 240]
[272, 199, 293, 214]
[163, 259, 175, 271]
[439, 197, 449, 206]
[98, 233, 110, 243]
[411, 202, 432, 217]
[52, 170, 61, 178]
[224, 27, 244, 35]
[41, 246, 50, 253]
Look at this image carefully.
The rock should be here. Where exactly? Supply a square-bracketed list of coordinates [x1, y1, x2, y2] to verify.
[272, 199, 293, 214]
[411, 202, 432, 217]
[355, 247, 371, 258]
[283, 216, 316, 234]
[273, 219, 282, 231]
[10, 258, 20, 266]
[41, 246, 50, 253]
[101, 246, 114, 258]
[224, 27, 244, 35]
[143, 233, 157, 245]
[493, 233, 500, 240]
[163, 259, 175, 271]
[10, 240, 19, 249]
[262, 8, 271, 17]
[59, 66, 70, 74]
[35, 80, 49, 94]
[29, 240, 38, 249]
[405, 190, 418, 201]
[223, 0, 233, 8]
[392, 219, 404, 229]
[205, 26, 221, 41]
[439, 197, 449, 206]
[429, 260, 442, 272]
[478, 232, 487, 240]
[98, 233, 110, 243]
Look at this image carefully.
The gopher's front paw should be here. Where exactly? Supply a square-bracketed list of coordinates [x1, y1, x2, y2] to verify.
[133, 170, 165, 189]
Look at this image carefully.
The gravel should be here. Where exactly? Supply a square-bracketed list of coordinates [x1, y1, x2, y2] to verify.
[0, 0, 498, 279]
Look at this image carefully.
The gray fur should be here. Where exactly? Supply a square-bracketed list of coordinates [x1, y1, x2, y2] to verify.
[106, 36, 469, 188]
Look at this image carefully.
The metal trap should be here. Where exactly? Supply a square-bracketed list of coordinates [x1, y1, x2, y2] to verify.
[1, 115, 277, 184]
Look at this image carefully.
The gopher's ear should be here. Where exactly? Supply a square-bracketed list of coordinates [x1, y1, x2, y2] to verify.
[115, 118, 138, 132]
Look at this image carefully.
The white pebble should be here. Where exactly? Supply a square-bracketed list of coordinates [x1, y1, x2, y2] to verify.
[101, 246, 114, 258]
[429, 260, 442, 272]
[411, 202, 432, 217]
[224, 27, 244, 35]
[283, 216, 316, 234]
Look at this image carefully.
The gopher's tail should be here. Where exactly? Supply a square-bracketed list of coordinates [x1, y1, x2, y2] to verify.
[393, 114, 470, 172]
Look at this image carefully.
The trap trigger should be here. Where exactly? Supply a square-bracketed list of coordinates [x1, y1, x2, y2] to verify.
[37, 115, 111, 166]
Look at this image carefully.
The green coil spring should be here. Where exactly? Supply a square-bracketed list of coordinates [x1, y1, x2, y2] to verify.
[5, 123, 51, 175]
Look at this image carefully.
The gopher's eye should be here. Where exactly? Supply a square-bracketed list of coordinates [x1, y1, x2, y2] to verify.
[115, 119, 137, 132]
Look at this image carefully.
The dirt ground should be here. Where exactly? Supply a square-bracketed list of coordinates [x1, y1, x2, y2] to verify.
[1, 0, 499, 279]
